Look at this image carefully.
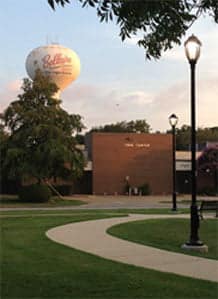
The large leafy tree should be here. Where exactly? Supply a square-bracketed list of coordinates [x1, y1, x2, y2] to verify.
[0, 124, 10, 191]
[90, 119, 151, 133]
[47, 0, 218, 59]
[166, 125, 218, 150]
[198, 145, 218, 194]
[0, 71, 85, 184]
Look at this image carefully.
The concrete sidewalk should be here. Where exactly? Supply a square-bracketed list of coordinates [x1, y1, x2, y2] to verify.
[46, 214, 218, 283]
[66, 194, 192, 209]
[1, 194, 217, 211]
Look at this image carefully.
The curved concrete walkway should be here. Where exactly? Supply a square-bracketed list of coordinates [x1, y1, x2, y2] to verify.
[46, 214, 218, 282]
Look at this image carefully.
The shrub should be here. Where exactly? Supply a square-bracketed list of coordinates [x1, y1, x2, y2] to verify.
[19, 184, 52, 202]
[124, 182, 130, 195]
[138, 183, 151, 195]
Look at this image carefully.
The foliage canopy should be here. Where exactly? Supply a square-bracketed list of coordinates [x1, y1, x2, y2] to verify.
[90, 119, 151, 133]
[0, 71, 85, 184]
[198, 146, 218, 171]
[166, 125, 218, 150]
[47, 0, 218, 59]
[198, 145, 218, 194]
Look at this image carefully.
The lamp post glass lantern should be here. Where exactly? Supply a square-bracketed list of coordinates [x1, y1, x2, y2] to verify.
[184, 35, 201, 63]
[169, 114, 178, 127]
[183, 34, 206, 250]
[169, 113, 178, 211]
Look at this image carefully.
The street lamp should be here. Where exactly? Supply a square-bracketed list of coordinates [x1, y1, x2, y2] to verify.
[183, 34, 207, 251]
[169, 113, 178, 211]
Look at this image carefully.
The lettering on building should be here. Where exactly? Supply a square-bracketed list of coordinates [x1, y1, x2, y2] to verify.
[124, 143, 150, 148]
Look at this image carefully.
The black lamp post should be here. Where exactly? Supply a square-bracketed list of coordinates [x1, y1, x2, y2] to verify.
[184, 34, 205, 249]
[169, 113, 178, 211]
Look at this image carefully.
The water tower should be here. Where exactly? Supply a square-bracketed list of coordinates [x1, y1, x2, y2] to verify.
[25, 44, 80, 99]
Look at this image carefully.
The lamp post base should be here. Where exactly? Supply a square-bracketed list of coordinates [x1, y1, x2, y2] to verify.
[181, 243, 208, 253]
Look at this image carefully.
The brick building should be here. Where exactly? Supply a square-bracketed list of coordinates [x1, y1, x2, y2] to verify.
[2, 131, 216, 195]
[92, 133, 172, 195]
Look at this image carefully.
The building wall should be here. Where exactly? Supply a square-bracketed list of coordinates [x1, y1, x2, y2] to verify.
[92, 133, 172, 195]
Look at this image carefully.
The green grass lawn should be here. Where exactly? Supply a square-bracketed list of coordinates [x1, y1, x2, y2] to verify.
[108, 218, 218, 260]
[1, 212, 218, 299]
[0, 194, 86, 208]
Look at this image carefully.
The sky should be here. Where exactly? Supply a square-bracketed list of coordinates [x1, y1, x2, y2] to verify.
[0, 0, 217, 132]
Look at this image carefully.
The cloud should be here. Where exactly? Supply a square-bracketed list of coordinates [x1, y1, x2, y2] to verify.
[0, 79, 22, 111]
[61, 75, 217, 133]
[122, 91, 153, 105]
[1, 75, 216, 134]
[124, 36, 140, 46]
[61, 83, 154, 130]
[162, 47, 184, 61]
[162, 25, 218, 63]
[148, 76, 218, 131]
[197, 77, 218, 127]
[7, 80, 22, 91]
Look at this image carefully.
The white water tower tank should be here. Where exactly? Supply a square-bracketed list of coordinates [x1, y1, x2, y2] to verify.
[25, 44, 80, 98]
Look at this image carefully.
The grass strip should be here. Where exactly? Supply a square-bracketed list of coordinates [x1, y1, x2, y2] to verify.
[0, 208, 189, 216]
[108, 218, 218, 260]
[0, 195, 86, 208]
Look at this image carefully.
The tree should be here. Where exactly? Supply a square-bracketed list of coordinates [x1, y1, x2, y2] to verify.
[197, 126, 218, 145]
[198, 145, 218, 194]
[174, 124, 191, 150]
[90, 119, 151, 133]
[0, 71, 85, 185]
[167, 125, 218, 150]
[0, 124, 11, 193]
[47, 0, 218, 59]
